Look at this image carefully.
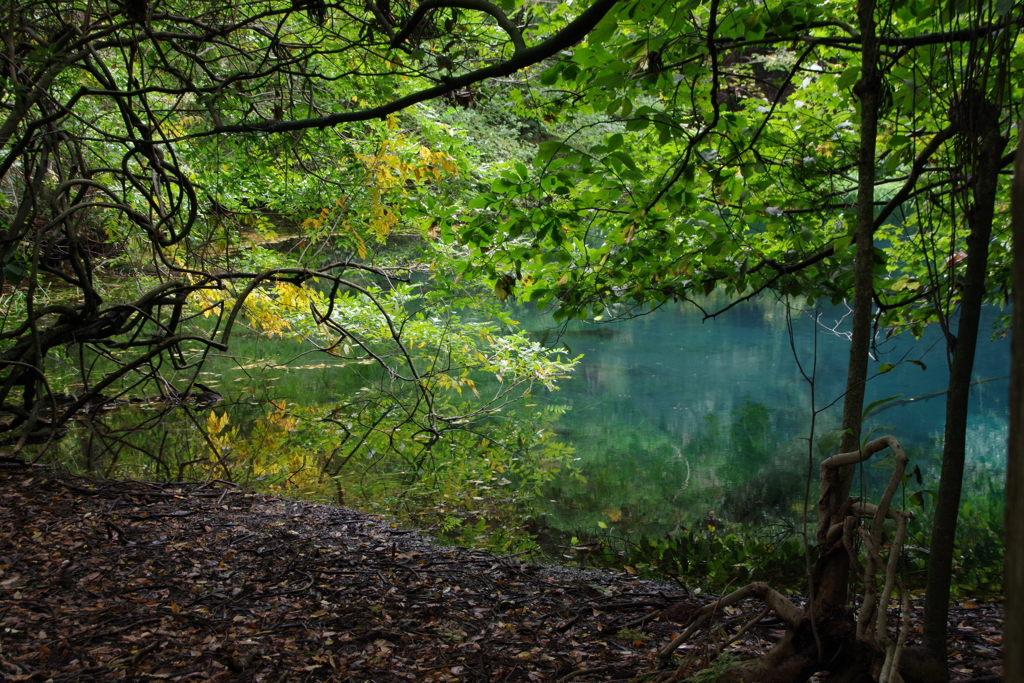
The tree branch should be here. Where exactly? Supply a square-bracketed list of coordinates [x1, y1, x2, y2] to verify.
[391, 0, 525, 53]
[206, 0, 621, 135]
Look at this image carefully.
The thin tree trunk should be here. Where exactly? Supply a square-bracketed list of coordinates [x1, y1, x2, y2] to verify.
[1005, 98, 1024, 683]
[837, 0, 880, 464]
[815, 0, 880, 614]
[922, 120, 1007, 659]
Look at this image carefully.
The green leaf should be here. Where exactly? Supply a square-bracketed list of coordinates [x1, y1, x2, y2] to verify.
[3, 262, 26, 284]
[817, 429, 846, 456]
[537, 140, 573, 165]
[877, 362, 895, 374]
[539, 65, 560, 86]
[588, 17, 618, 45]
[836, 65, 860, 90]
[909, 489, 935, 508]
[870, 454, 897, 470]
[863, 394, 904, 418]
[833, 234, 854, 256]
[610, 151, 639, 172]
[657, 123, 673, 145]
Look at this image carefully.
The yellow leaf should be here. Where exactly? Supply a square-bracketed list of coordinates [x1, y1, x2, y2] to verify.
[206, 411, 229, 436]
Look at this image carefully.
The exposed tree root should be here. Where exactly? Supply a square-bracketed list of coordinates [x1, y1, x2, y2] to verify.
[649, 436, 936, 683]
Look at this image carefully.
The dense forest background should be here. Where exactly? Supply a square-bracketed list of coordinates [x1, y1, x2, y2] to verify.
[2, 0, 1022, 680]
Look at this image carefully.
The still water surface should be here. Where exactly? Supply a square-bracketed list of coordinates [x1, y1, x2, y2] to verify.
[47, 291, 1009, 547]
[526, 297, 1009, 539]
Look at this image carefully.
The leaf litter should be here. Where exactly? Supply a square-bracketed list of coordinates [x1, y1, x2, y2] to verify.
[0, 464, 1004, 682]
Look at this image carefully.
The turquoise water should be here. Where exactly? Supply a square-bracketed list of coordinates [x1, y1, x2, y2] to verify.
[526, 297, 1009, 536]
[46, 283, 1008, 548]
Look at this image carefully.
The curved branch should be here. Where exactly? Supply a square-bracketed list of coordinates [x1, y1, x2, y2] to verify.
[391, 0, 525, 53]
[207, 0, 621, 136]
[873, 124, 957, 229]
[820, 434, 906, 471]
[55, 334, 227, 426]
[365, 0, 396, 41]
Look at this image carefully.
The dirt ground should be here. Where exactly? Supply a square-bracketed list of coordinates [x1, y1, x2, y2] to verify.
[0, 464, 1004, 682]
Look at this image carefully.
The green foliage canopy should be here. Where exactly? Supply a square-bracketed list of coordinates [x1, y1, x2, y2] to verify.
[453, 0, 1020, 335]
[0, 0, 604, 458]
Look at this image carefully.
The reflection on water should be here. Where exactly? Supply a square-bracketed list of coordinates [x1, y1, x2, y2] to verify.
[528, 297, 1009, 539]
[36, 290, 1009, 560]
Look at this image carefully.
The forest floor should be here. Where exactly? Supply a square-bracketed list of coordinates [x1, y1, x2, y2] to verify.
[0, 464, 1004, 682]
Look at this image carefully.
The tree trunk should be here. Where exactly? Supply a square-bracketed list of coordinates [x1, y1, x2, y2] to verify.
[815, 0, 881, 615]
[674, 6, 887, 679]
[1003, 100, 1024, 683]
[658, 439, 918, 683]
[921, 108, 1007, 663]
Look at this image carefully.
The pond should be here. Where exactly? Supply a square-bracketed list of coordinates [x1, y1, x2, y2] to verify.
[38, 290, 1009, 567]
[522, 296, 1009, 545]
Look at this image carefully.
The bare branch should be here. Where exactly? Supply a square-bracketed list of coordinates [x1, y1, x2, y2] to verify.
[208, 0, 621, 135]
[391, 0, 525, 53]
